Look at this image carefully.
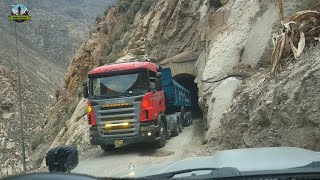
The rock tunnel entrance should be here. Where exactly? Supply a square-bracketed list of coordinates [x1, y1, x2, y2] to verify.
[173, 74, 202, 117]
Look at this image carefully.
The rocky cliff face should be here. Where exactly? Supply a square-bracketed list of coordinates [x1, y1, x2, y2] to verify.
[195, 0, 318, 143]
[0, 0, 117, 68]
[203, 0, 320, 151]
[0, 30, 64, 176]
[210, 45, 320, 151]
[36, 0, 320, 172]
[0, 65, 21, 176]
[123, 0, 203, 59]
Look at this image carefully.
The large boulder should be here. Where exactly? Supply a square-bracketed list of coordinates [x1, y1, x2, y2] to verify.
[204, 77, 242, 141]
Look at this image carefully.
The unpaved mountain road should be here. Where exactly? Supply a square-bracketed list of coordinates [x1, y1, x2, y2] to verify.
[72, 118, 211, 177]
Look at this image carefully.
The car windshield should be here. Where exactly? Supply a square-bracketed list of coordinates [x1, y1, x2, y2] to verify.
[90, 72, 149, 98]
[2, 0, 320, 179]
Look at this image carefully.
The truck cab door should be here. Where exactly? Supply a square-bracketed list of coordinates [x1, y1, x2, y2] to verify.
[150, 74, 165, 119]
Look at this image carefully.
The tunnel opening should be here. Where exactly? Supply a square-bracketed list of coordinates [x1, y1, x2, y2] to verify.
[173, 74, 202, 118]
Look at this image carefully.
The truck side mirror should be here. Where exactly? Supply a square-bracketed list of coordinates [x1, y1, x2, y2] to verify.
[83, 81, 89, 98]
[155, 78, 162, 91]
[156, 72, 162, 78]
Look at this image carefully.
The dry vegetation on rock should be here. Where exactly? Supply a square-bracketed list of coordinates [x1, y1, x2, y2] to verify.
[271, 10, 320, 76]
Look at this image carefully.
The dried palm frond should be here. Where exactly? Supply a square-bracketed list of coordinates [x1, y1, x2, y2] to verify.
[271, 29, 287, 76]
[271, 10, 320, 76]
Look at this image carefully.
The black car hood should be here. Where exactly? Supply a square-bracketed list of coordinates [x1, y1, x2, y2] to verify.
[114, 147, 320, 178]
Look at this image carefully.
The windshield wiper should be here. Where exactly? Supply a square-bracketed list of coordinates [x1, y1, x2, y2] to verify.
[142, 167, 240, 179]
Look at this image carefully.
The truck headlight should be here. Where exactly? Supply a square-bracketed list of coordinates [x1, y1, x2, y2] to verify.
[105, 122, 130, 130]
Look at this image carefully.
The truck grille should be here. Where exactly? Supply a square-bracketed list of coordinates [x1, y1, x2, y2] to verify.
[101, 110, 133, 116]
[98, 107, 135, 122]
[101, 116, 134, 121]
[100, 105, 133, 110]
[95, 103, 140, 137]
[103, 125, 135, 135]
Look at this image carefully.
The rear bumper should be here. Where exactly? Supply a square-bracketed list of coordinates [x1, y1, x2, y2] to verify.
[89, 123, 160, 146]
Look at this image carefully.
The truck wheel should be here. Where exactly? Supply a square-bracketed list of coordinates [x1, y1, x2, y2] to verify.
[189, 112, 193, 125]
[185, 112, 192, 127]
[100, 145, 115, 152]
[179, 113, 185, 129]
[184, 112, 190, 127]
[171, 119, 179, 137]
[178, 117, 183, 133]
[181, 107, 188, 127]
[171, 125, 179, 137]
[155, 120, 167, 148]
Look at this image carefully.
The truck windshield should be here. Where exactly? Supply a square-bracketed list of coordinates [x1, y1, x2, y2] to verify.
[90, 72, 149, 98]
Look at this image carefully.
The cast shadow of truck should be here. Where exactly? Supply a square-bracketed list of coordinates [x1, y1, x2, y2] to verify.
[99, 143, 175, 157]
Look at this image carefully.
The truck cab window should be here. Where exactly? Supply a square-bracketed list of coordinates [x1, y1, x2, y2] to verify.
[150, 80, 156, 90]
[92, 78, 101, 95]
[149, 71, 157, 91]
[89, 71, 149, 98]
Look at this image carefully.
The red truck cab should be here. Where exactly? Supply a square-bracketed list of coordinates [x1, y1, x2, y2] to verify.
[83, 62, 174, 151]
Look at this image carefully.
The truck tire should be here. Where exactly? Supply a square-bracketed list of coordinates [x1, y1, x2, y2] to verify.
[154, 120, 167, 148]
[184, 112, 189, 127]
[189, 112, 193, 125]
[171, 117, 179, 137]
[178, 116, 183, 133]
[171, 125, 179, 137]
[181, 107, 188, 127]
[185, 112, 192, 127]
[179, 113, 185, 129]
[178, 118, 183, 133]
[100, 145, 115, 152]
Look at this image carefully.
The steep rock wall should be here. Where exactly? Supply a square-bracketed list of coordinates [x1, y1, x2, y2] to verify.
[196, 0, 305, 141]
[211, 46, 320, 151]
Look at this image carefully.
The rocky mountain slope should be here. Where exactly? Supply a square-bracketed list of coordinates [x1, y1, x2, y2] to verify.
[197, 0, 320, 151]
[29, 0, 320, 174]
[210, 45, 320, 151]
[0, 0, 116, 67]
[0, 0, 115, 177]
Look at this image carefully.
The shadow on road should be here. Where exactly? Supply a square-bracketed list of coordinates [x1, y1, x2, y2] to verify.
[96, 119, 204, 158]
[98, 143, 175, 158]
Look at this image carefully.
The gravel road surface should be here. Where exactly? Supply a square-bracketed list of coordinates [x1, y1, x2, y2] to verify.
[72, 118, 209, 178]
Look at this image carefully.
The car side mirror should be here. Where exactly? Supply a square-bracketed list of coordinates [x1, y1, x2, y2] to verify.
[45, 145, 79, 173]
[156, 72, 162, 78]
[155, 78, 162, 91]
[83, 81, 89, 98]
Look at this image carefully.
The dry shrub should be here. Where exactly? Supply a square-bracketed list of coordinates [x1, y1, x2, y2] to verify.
[271, 10, 320, 76]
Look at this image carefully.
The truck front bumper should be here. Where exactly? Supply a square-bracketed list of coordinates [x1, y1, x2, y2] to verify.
[89, 124, 160, 146]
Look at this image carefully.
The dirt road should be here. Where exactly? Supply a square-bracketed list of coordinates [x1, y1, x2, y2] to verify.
[72, 118, 209, 177]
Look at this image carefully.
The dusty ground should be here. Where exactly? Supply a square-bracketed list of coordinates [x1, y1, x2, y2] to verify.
[71, 118, 212, 178]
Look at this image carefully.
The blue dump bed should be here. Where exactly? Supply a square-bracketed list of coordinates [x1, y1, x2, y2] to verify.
[162, 68, 191, 111]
